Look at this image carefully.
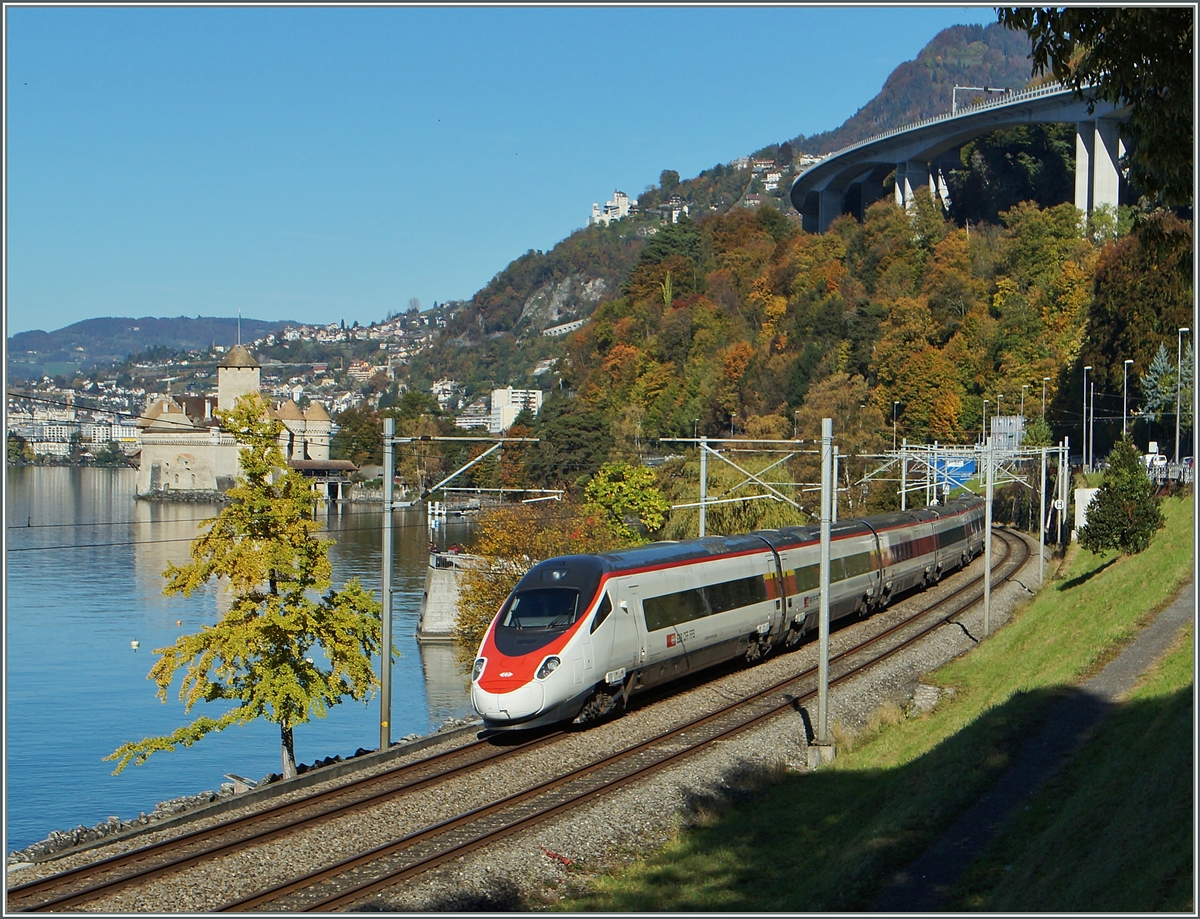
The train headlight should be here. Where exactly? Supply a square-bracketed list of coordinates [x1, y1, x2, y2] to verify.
[472, 658, 486, 681]
[536, 656, 561, 680]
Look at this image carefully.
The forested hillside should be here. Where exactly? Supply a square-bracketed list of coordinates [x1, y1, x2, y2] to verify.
[386, 195, 1191, 533]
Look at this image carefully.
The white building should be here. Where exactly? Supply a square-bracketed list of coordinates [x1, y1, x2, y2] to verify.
[589, 189, 637, 227]
[659, 194, 690, 224]
[431, 379, 462, 411]
[489, 387, 543, 433]
[455, 397, 492, 431]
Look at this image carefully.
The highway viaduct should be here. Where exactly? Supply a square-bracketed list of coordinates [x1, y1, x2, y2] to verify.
[790, 83, 1131, 233]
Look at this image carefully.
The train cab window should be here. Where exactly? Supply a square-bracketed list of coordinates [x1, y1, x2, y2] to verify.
[499, 588, 580, 630]
[589, 593, 613, 633]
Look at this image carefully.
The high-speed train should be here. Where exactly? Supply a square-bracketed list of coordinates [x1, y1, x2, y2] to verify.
[471, 496, 986, 731]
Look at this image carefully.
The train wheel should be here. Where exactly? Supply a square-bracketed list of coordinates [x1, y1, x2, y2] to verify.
[784, 623, 805, 648]
[573, 688, 619, 724]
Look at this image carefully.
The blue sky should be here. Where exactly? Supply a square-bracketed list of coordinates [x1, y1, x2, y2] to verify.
[5, 5, 1000, 336]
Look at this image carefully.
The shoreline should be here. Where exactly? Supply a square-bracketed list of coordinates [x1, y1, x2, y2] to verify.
[6, 716, 480, 871]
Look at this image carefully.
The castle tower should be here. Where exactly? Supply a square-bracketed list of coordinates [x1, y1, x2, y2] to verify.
[302, 401, 332, 461]
[274, 399, 305, 460]
[217, 344, 261, 412]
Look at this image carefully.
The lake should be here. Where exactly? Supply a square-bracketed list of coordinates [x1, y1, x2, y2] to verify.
[4, 466, 476, 854]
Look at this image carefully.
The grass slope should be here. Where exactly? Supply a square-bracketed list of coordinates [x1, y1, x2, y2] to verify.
[562, 496, 1193, 912]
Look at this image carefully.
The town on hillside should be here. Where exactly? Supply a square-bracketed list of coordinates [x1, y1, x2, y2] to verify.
[6, 303, 547, 496]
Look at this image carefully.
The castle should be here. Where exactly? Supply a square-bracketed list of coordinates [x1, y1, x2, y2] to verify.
[134, 345, 351, 500]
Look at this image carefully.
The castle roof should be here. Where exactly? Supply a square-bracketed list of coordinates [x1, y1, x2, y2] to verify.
[138, 397, 199, 432]
[275, 399, 304, 421]
[303, 401, 330, 421]
[219, 344, 259, 369]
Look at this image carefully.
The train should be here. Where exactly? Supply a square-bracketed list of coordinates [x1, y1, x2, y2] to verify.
[470, 495, 986, 731]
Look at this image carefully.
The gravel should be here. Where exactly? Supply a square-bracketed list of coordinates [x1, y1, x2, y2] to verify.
[8, 534, 1037, 911]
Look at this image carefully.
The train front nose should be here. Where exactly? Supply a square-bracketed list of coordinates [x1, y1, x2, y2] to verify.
[472, 679, 546, 724]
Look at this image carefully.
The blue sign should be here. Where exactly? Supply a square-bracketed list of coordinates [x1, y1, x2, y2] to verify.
[935, 456, 976, 487]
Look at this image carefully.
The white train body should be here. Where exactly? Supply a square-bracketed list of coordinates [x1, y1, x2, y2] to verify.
[471, 496, 986, 731]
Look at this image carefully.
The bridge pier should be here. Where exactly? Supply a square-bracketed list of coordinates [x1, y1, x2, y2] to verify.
[893, 161, 952, 215]
[1075, 119, 1124, 216]
[818, 188, 842, 233]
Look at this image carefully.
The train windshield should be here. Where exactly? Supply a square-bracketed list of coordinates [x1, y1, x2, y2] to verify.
[499, 588, 581, 631]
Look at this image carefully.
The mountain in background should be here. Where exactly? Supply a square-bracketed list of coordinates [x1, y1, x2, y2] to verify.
[791, 23, 1034, 154]
[7, 316, 296, 382]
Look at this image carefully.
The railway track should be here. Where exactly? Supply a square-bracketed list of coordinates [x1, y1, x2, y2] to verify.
[9, 529, 1028, 913]
[5, 731, 564, 912]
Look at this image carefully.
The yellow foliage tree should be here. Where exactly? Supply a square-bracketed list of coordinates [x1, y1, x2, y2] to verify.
[106, 395, 383, 779]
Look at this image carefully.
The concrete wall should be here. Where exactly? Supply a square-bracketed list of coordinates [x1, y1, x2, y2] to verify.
[417, 554, 485, 642]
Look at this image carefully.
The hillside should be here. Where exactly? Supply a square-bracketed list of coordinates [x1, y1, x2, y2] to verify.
[7, 316, 296, 382]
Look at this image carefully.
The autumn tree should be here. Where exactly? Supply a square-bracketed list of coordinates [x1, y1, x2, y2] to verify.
[107, 394, 383, 779]
[1078, 435, 1164, 555]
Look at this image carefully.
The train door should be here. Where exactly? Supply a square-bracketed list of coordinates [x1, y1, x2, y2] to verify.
[606, 581, 644, 677]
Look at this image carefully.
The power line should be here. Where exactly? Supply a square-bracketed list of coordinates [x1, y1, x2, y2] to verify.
[5, 507, 586, 553]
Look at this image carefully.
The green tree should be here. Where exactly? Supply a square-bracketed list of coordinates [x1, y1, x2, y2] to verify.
[93, 440, 128, 467]
[1022, 417, 1054, 448]
[997, 7, 1193, 205]
[1139, 341, 1193, 444]
[1078, 435, 1165, 556]
[106, 394, 383, 779]
[330, 405, 382, 466]
[68, 431, 85, 465]
[7, 432, 34, 465]
[583, 462, 670, 542]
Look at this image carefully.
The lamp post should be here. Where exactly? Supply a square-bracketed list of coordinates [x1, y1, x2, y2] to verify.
[1177, 328, 1190, 464]
[1123, 359, 1133, 436]
[1083, 365, 1092, 469]
[982, 399, 989, 443]
[996, 394, 1003, 446]
[893, 401, 899, 451]
[1042, 377, 1050, 422]
[1089, 380, 1095, 471]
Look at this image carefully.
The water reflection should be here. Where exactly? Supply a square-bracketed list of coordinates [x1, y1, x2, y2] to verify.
[4, 467, 476, 853]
